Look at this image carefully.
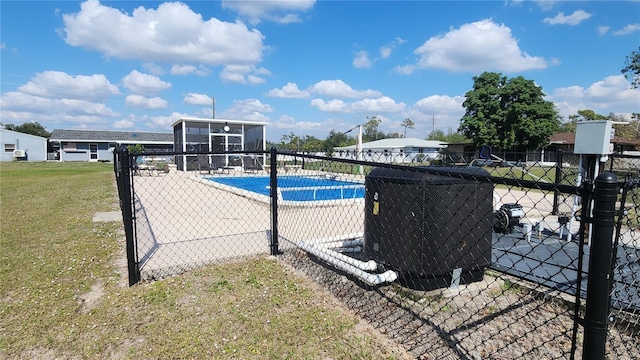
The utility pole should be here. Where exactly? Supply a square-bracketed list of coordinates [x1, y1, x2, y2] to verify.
[431, 115, 435, 139]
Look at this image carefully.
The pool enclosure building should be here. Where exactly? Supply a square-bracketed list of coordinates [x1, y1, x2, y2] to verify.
[172, 117, 267, 171]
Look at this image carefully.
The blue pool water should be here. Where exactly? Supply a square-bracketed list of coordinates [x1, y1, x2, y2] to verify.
[207, 175, 365, 202]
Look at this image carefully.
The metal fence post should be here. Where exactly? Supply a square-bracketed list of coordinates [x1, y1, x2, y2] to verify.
[269, 147, 279, 255]
[119, 149, 140, 286]
[552, 150, 563, 215]
[582, 172, 618, 360]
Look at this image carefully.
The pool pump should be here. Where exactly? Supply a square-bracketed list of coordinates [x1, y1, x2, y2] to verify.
[493, 203, 524, 234]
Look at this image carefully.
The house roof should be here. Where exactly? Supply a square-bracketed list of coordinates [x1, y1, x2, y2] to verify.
[335, 137, 447, 151]
[171, 117, 268, 127]
[0, 129, 48, 141]
[550, 132, 639, 146]
[50, 129, 173, 143]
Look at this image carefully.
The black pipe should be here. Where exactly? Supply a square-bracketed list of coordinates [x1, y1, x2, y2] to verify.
[269, 147, 279, 256]
[120, 149, 140, 286]
[582, 172, 618, 359]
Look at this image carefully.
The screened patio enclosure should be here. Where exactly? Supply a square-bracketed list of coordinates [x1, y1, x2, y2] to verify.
[172, 117, 267, 171]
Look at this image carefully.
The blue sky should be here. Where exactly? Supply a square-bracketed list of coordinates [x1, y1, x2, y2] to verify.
[1, 0, 639, 142]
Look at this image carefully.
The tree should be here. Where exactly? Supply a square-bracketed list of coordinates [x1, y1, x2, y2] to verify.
[362, 116, 385, 142]
[4, 122, 51, 138]
[621, 46, 640, 88]
[558, 109, 608, 132]
[458, 72, 559, 152]
[427, 128, 470, 143]
[280, 132, 301, 151]
[400, 118, 415, 137]
[323, 129, 354, 155]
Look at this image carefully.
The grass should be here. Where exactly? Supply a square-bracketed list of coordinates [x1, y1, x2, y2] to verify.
[0, 162, 403, 359]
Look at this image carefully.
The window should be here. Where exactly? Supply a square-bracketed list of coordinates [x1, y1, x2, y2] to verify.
[4, 144, 15, 152]
[63, 142, 77, 150]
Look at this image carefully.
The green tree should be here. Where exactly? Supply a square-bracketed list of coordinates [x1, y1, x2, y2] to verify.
[300, 135, 324, 152]
[559, 109, 608, 132]
[3, 122, 51, 138]
[363, 116, 385, 142]
[280, 132, 301, 151]
[621, 46, 640, 88]
[427, 128, 470, 143]
[126, 144, 145, 155]
[458, 72, 559, 152]
[400, 118, 415, 137]
[323, 129, 354, 155]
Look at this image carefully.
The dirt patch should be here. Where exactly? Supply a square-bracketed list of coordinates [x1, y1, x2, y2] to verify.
[77, 281, 105, 314]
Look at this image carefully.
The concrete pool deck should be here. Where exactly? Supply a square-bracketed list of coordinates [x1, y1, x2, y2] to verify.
[131, 171, 364, 280]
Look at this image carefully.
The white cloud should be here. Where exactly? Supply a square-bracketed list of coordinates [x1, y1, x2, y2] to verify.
[266, 82, 310, 98]
[308, 80, 382, 98]
[394, 64, 416, 75]
[310, 96, 405, 113]
[142, 62, 165, 76]
[221, 0, 315, 25]
[597, 26, 610, 36]
[548, 75, 640, 119]
[410, 19, 548, 73]
[0, 42, 5, 49]
[184, 93, 212, 105]
[534, 1, 556, 11]
[353, 50, 372, 69]
[145, 112, 193, 128]
[543, 10, 592, 26]
[414, 95, 465, 114]
[379, 37, 406, 59]
[113, 118, 135, 129]
[121, 70, 171, 95]
[125, 94, 168, 109]
[170, 64, 211, 76]
[613, 23, 640, 35]
[62, 0, 266, 66]
[0, 91, 120, 127]
[171, 64, 195, 75]
[219, 98, 274, 121]
[220, 65, 271, 84]
[17, 71, 120, 101]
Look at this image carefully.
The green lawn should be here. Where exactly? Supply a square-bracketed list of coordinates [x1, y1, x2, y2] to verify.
[0, 162, 403, 359]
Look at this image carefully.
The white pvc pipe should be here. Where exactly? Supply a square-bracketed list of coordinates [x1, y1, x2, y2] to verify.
[311, 232, 364, 244]
[298, 241, 398, 286]
[299, 242, 377, 271]
[313, 238, 363, 249]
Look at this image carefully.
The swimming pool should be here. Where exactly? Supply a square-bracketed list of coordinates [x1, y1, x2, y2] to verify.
[206, 175, 365, 202]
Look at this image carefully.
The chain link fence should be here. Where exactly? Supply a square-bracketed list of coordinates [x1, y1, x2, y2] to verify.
[115, 148, 639, 359]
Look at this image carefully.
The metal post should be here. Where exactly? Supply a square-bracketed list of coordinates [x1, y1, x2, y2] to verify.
[269, 147, 279, 255]
[120, 149, 140, 286]
[582, 172, 618, 360]
[552, 150, 563, 215]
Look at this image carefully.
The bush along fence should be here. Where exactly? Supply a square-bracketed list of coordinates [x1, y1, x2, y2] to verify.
[114, 147, 639, 359]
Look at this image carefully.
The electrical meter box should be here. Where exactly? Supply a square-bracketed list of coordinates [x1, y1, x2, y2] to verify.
[573, 120, 614, 155]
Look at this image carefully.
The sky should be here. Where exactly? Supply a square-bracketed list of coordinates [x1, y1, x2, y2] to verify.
[1, 0, 639, 142]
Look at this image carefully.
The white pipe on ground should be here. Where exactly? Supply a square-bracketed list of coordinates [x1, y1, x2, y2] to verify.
[298, 242, 377, 271]
[297, 242, 398, 286]
[311, 232, 364, 244]
[313, 238, 363, 249]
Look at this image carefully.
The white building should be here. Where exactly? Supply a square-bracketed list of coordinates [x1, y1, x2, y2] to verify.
[0, 129, 48, 162]
[334, 137, 447, 164]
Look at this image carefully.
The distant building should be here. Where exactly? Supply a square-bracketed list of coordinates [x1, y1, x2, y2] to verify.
[334, 137, 447, 163]
[0, 129, 48, 162]
[172, 117, 267, 171]
[49, 129, 173, 162]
